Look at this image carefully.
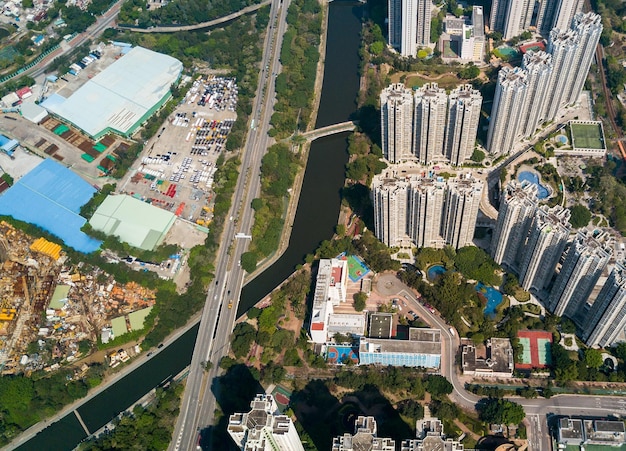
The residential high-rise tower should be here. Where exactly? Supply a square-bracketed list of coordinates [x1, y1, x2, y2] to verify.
[518, 205, 571, 294]
[491, 180, 539, 271]
[582, 261, 626, 348]
[381, 84, 414, 163]
[445, 84, 483, 165]
[547, 230, 612, 318]
[441, 175, 483, 249]
[486, 67, 527, 156]
[414, 83, 448, 164]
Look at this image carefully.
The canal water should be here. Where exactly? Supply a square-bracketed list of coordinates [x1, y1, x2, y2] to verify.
[239, 0, 363, 312]
[16, 2, 363, 450]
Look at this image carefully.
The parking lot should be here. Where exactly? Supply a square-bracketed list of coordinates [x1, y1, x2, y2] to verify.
[119, 75, 238, 225]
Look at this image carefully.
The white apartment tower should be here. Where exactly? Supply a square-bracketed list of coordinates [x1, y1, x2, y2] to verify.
[502, 0, 535, 40]
[372, 177, 410, 247]
[544, 28, 579, 120]
[446, 85, 483, 166]
[227, 394, 305, 451]
[416, 0, 432, 46]
[381, 84, 414, 163]
[402, 0, 419, 56]
[491, 180, 539, 271]
[414, 83, 448, 164]
[537, 0, 584, 35]
[486, 67, 527, 156]
[389, 0, 431, 56]
[408, 177, 446, 248]
[583, 261, 626, 348]
[518, 205, 571, 294]
[442, 175, 483, 249]
[567, 12, 602, 105]
[548, 230, 612, 318]
[520, 51, 553, 137]
[388, 0, 403, 55]
[553, 0, 584, 31]
[333, 416, 396, 451]
[372, 172, 482, 250]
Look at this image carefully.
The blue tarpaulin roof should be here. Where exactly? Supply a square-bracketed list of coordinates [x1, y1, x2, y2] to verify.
[0, 159, 101, 253]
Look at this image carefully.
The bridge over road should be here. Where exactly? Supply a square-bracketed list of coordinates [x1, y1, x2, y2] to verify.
[117, 0, 271, 33]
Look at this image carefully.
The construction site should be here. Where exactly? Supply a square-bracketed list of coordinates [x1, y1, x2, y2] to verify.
[0, 221, 156, 375]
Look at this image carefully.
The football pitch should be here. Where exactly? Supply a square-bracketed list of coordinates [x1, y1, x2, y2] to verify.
[571, 122, 605, 150]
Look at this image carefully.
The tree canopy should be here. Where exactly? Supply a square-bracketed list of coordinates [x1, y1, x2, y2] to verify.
[478, 398, 525, 425]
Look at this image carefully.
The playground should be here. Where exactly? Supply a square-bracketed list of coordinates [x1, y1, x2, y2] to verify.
[516, 330, 552, 369]
[325, 345, 359, 364]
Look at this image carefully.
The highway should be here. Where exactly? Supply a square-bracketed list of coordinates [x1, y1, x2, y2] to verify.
[169, 0, 290, 449]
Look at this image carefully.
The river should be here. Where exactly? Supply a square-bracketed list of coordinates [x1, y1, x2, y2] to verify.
[15, 2, 363, 450]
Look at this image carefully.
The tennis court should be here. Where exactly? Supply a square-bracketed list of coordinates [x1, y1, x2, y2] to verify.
[326, 345, 359, 364]
[518, 337, 532, 365]
[570, 121, 605, 150]
[516, 330, 553, 369]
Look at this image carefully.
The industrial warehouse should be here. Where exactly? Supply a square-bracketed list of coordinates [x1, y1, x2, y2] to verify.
[41, 46, 183, 140]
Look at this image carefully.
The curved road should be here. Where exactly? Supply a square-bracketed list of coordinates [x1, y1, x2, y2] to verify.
[117, 0, 271, 33]
[394, 279, 626, 451]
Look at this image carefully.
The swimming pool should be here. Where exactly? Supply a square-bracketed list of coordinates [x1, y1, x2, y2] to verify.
[476, 282, 503, 317]
[427, 265, 446, 282]
[518, 171, 549, 199]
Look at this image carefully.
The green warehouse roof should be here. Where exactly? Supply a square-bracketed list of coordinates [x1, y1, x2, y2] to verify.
[111, 316, 128, 338]
[128, 306, 152, 331]
[49, 285, 71, 309]
[89, 194, 176, 251]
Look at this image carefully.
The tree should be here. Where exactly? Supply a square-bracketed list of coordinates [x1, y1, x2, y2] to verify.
[240, 251, 258, 273]
[471, 148, 485, 162]
[397, 399, 424, 420]
[584, 348, 603, 369]
[369, 41, 384, 55]
[478, 398, 525, 425]
[425, 375, 453, 397]
[459, 63, 480, 79]
[569, 204, 591, 228]
[231, 322, 256, 358]
[353, 291, 367, 311]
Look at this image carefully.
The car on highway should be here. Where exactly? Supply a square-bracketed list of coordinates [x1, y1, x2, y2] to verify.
[228, 300, 233, 309]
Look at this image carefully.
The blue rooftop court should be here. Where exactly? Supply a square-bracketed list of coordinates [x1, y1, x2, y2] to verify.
[0, 159, 101, 253]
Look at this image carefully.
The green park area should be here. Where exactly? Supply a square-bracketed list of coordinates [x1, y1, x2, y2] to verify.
[570, 122, 606, 150]
[405, 74, 461, 90]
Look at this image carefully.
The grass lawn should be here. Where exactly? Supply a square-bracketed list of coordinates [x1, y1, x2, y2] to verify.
[405, 74, 462, 90]
[570, 122, 605, 150]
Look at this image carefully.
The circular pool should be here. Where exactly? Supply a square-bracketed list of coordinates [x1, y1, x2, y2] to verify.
[427, 265, 446, 282]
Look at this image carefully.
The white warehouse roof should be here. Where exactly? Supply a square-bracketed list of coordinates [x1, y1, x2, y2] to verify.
[42, 46, 182, 139]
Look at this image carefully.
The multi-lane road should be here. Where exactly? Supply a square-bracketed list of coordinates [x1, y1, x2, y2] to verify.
[169, 0, 289, 449]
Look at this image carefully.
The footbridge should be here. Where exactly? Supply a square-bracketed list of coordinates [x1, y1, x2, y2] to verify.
[116, 0, 271, 33]
[295, 120, 358, 142]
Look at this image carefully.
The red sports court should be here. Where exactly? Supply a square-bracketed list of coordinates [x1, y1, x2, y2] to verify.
[516, 330, 553, 369]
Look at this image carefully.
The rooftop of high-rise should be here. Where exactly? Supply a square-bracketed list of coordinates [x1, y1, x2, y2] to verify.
[498, 66, 527, 87]
[505, 180, 539, 202]
[536, 204, 571, 229]
[523, 50, 553, 71]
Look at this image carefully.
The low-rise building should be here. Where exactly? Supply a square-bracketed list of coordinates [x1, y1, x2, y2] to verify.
[359, 328, 441, 369]
[333, 416, 395, 451]
[310, 258, 348, 343]
[369, 313, 393, 339]
[327, 313, 367, 338]
[461, 337, 514, 377]
[557, 418, 584, 446]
